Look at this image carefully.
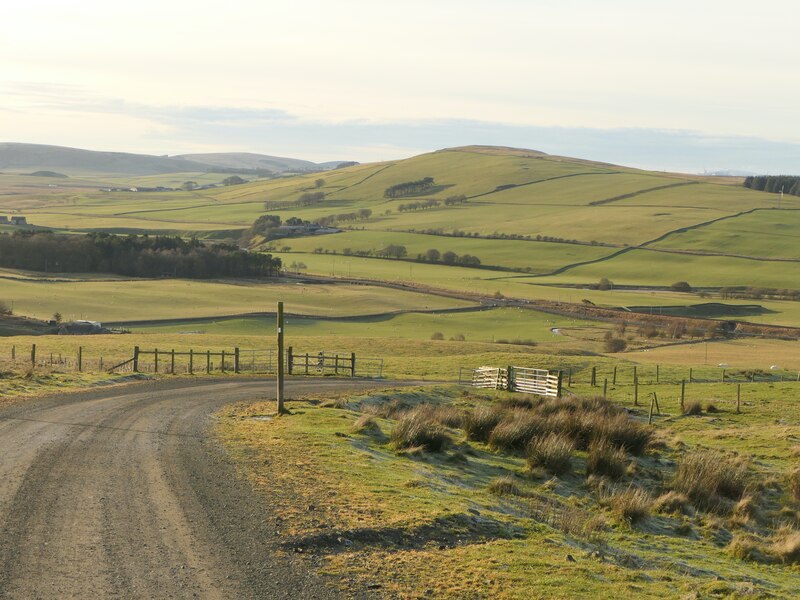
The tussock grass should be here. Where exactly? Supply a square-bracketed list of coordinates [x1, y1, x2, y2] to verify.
[586, 437, 628, 480]
[605, 486, 653, 525]
[788, 468, 800, 503]
[489, 410, 542, 451]
[653, 491, 692, 515]
[771, 529, 800, 564]
[526, 433, 574, 475]
[390, 407, 450, 452]
[464, 406, 505, 443]
[727, 534, 768, 562]
[487, 475, 526, 497]
[352, 414, 381, 435]
[673, 450, 752, 513]
[683, 401, 703, 415]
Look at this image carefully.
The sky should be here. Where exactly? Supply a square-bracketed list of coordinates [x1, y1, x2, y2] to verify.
[1, 0, 798, 173]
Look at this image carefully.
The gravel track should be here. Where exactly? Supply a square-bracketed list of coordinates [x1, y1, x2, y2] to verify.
[0, 377, 388, 599]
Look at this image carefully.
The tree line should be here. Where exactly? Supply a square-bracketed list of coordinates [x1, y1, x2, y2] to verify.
[0, 231, 280, 278]
[744, 175, 800, 196]
[384, 177, 435, 198]
[333, 245, 481, 267]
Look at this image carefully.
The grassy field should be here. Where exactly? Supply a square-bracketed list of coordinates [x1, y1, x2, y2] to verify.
[0, 275, 473, 323]
[217, 380, 800, 598]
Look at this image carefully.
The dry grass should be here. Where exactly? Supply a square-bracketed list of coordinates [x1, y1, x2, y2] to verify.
[788, 468, 800, 503]
[489, 410, 542, 451]
[463, 406, 504, 443]
[653, 491, 692, 515]
[771, 530, 800, 564]
[390, 407, 450, 452]
[683, 401, 703, 415]
[727, 534, 767, 562]
[673, 450, 752, 513]
[487, 475, 526, 497]
[586, 437, 628, 480]
[526, 433, 574, 475]
[605, 486, 653, 525]
[352, 414, 382, 435]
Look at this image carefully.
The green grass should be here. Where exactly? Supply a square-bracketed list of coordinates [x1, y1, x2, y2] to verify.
[130, 306, 598, 344]
[217, 382, 800, 598]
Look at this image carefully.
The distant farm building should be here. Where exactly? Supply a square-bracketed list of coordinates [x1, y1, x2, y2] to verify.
[58, 320, 108, 335]
[3, 216, 28, 226]
[0, 216, 9, 224]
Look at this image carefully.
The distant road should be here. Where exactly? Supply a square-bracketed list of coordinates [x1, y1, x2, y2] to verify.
[0, 378, 390, 599]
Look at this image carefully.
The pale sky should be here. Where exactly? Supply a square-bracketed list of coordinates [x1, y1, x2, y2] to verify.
[2, 0, 798, 172]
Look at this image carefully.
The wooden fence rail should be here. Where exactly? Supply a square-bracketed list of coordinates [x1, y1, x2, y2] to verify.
[460, 366, 562, 398]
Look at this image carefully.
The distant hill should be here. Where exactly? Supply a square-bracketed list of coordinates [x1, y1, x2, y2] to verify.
[174, 152, 321, 174]
[0, 143, 350, 177]
[0, 143, 216, 176]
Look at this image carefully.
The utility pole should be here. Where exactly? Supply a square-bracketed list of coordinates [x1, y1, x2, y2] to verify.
[277, 301, 285, 414]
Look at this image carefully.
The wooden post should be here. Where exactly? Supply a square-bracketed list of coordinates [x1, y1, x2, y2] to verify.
[133, 346, 140, 373]
[557, 370, 563, 398]
[221, 350, 226, 373]
[652, 391, 660, 414]
[681, 379, 686, 411]
[656, 364, 660, 384]
[737, 384, 741, 414]
[567, 367, 572, 386]
[171, 349, 175, 374]
[11, 345, 15, 360]
[603, 378, 608, 399]
[206, 350, 211, 374]
[613, 366, 617, 385]
[287, 346, 293, 375]
[591, 366, 596, 387]
[634, 377, 639, 406]
[189, 349, 194, 375]
[335, 354, 340, 376]
[351, 352, 356, 377]
[305, 353, 309, 375]
[648, 394, 655, 424]
[277, 301, 285, 414]
[31, 344, 36, 367]
[78, 346, 83, 372]
[155, 349, 159, 373]
[633, 366, 637, 386]
[689, 367, 693, 383]
[234, 347, 240, 374]
[507, 365, 514, 392]
[99, 356, 103, 370]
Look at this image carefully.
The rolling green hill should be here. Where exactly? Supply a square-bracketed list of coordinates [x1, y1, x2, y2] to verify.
[2, 144, 796, 325]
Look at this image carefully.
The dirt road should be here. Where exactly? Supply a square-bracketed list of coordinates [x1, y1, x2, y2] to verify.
[0, 377, 387, 599]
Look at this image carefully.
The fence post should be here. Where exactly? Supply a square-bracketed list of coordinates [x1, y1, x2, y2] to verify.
[613, 366, 617, 385]
[221, 350, 226, 373]
[351, 352, 356, 377]
[189, 349, 194, 375]
[737, 384, 741, 414]
[11, 345, 15, 360]
[656, 364, 659, 384]
[567, 367, 572, 386]
[652, 391, 660, 414]
[171, 349, 175, 374]
[206, 350, 211, 374]
[507, 366, 514, 391]
[133, 346, 140, 372]
[633, 366, 637, 386]
[234, 347, 240, 374]
[557, 370, 563, 398]
[78, 346, 83, 372]
[287, 346, 293, 375]
[634, 377, 639, 406]
[305, 353, 309, 375]
[681, 379, 686, 411]
[591, 367, 596, 387]
[603, 378, 608, 399]
[31, 344, 36, 367]
[155, 349, 159, 373]
[277, 301, 285, 414]
[99, 356, 103, 370]
[689, 368, 693, 383]
[648, 394, 656, 424]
